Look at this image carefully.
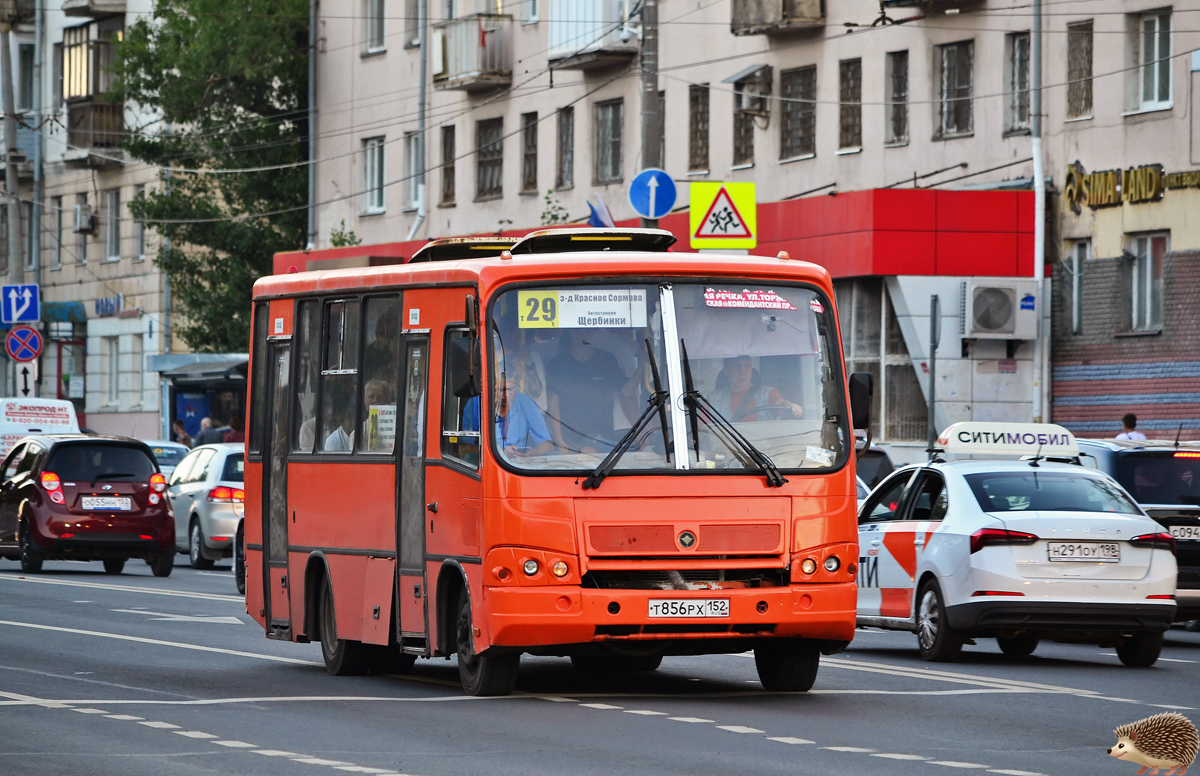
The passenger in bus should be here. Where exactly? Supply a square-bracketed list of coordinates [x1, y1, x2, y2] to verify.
[545, 330, 634, 454]
[323, 397, 356, 452]
[710, 355, 803, 421]
[463, 359, 552, 457]
[363, 307, 400, 375]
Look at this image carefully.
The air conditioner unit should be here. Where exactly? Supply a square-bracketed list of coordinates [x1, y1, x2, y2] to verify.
[966, 279, 1037, 340]
[735, 84, 770, 116]
[72, 204, 95, 234]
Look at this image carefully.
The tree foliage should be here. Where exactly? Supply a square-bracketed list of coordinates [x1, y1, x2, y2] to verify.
[112, 0, 309, 351]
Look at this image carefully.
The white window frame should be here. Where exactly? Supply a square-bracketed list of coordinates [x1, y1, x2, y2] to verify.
[363, 136, 386, 214]
[885, 51, 908, 146]
[51, 195, 62, 270]
[106, 335, 120, 404]
[1005, 32, 1031, 133]
[104, 188, 120, 262]
[1137, 12, 1172, 111]
[935, 40, 974, 139]
[365, 0, 386, 53]
[521, 0, 538, 24]
[402, 131, 419, 211]
[1128, 233, 1167, 332]
[594, 99, 623, 185]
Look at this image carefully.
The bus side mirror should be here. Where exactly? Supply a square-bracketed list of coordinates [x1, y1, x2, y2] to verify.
[465, 294, 477, 336]
[849, 372, 873, 430]
[449, 336, 481, 398]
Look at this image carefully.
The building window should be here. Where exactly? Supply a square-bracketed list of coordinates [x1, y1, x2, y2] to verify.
[106, 336, 120, 404]
[17, 44, 33, 112]
[104, 188, 120, 261]
[838, 58, 862, 150]
[365, 0, 385, 52]
[403, 131, 419, 211]
[521, 112, 538, 194]
[364, 136, 385, 213]
[1137, 12, 1171, 110]
[1006, 32, 1030, 132]
[936, 40, 974, 138]
[51, 196, 62, 269]
[75, 193, 87, 264]
[1070, 240, 1088, 335]
[133, 184, 146, 260]
[62, 25, 89, 101]
[885, 51, 908, 145]
[732, 68, 771, 167]
[476, 117, 503, 199]
[404, 0, 420, 47]
[556, 107, 574, 189]
[688, 84, 709, 171]
[1128, 233, 1166, 331]
[1067, 20, 1093, 118]
[522, 0, 538, 23]
[780, 66, 815, 160]
[440, 126, 455, 206]
[595, 99, 623, 184]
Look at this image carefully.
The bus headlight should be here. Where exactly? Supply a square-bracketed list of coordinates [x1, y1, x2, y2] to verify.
[522, 559, 540, 576]
[824, 556, 840, 572]
[800, 558, 817, 575]
[551, 561, 569, 577]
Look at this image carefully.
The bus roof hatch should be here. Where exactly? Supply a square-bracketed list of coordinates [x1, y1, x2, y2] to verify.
[408, 237, 520, 263]
[509, 228, 677, 255]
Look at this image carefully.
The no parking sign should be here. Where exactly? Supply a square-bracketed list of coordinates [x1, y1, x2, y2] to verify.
[6, 325, 43, 362]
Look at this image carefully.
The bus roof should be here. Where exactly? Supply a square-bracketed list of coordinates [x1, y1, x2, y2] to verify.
[253, 249, 832, 301]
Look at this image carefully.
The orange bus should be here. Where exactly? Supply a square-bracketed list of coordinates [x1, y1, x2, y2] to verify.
[245, 228, 872, 696]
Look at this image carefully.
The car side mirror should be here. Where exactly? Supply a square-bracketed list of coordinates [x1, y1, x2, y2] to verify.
[448, 335, 481, 398]
[849, 372, 874, 430]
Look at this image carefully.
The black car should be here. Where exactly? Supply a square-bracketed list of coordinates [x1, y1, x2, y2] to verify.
[0, 435, 175, 576]
[1078, 439, 1200, 621]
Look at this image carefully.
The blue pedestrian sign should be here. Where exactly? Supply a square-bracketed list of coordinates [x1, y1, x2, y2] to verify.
[1, 284, 39, 324]
[628, 169, 677, 221]
[6, 325, 42, 362]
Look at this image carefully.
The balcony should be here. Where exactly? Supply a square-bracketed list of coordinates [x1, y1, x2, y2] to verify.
[64, 99, 124, 168]
[432, 15, 512, 92]
[731, 0, 823, 36]
[62, 0, 125, 16]
[881, 0, 982, 8]
[547, 0, 638, 71]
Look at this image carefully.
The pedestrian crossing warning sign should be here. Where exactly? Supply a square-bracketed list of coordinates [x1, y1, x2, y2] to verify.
[690, 182, 756, 249]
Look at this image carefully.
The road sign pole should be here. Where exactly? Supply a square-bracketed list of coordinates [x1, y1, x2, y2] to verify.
[639, 0, 660, 228]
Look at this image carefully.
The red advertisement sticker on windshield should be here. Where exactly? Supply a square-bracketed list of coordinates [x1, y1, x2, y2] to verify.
[809, 299, 824, 314]
[703, 288, 797, 311]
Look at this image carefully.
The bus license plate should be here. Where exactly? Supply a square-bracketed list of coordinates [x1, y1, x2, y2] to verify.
[1047, 542, 1120, 562]
[1170, 525, 1200, 541]
[81, 496, 132, 511]
[648, 599, 730, 618]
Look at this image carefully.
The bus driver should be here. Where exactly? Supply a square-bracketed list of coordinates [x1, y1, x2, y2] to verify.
[710, 355, 803, 421]
[464, 359, 554, 458]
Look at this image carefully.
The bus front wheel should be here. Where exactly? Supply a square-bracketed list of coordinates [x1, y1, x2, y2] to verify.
[754, 640, 820, 692]
[320, 577, 369, 676]
[456, 587, 519, 696]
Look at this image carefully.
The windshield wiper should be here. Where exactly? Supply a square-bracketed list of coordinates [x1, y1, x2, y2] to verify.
[680, 339, 788, 488]
[582, 339, 671, 490]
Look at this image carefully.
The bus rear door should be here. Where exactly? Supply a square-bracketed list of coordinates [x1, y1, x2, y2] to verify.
[263, 333, 293, 635]
[398, 332, 430, 651]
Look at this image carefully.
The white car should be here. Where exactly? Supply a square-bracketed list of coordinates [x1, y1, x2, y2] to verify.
[166, 443, 244, 569]
[856, 423, 1178, 667]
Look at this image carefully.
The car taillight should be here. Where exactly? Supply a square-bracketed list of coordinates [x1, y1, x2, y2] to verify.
[1130, 532, 1176, 553]
[150, 473, 166, 493]
[970, 528, 1039, 554]
[40, 472, 61, 491]
[208, 486, 243, 502]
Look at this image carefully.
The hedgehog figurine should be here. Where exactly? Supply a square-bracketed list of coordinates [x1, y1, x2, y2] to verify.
[1108, 712, 1199, 775]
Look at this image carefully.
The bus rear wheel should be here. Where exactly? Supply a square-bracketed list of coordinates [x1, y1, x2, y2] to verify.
[456, 587, 518, 696]
[754, 640, 820, 692]
[319, 577, 369, 676]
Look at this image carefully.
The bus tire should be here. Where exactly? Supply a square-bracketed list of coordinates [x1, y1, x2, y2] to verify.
[319, 577, 369, 676]
[754, 640, 820, 692]
[456, 587, 518, 696]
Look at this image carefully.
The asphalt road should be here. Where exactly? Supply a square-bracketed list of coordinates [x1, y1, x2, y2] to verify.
[1, 558, 1197, 776]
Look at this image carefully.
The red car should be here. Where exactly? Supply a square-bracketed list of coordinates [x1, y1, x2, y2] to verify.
[0, 435, 175, 576]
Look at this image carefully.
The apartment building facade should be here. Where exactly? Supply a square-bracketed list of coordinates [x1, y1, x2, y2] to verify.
[305, 0, 1200, 453]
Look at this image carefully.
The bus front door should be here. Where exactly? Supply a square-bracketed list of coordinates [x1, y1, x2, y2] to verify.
[397, 336, 430, 652]
[262, 342, 292, 635]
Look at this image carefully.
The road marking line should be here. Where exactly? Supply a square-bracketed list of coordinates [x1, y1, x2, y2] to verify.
[669, 717, 715, 723]
[292, 757, 354, 766]
[1098, 652, 1197, 664]
[138, 721, 179, 729]
[253, 750, 301, 757]
[624, 710, 668, 716]
[214, 741, 258, 748]
[2, 693, 533, 707]
[111, 608, 244, 625]
[767, 737, 814, 745]
[0, 690, 71, 708]
[174, 731, 218, 739]
[717, 725, 764, 734]
[104, 714, 144, 721]
[0, 618, 322, 666]
[580, 703, 623, 709]
[927, 762, 989, 768]
[874, 754, 929, 760]
[822, 746, 875, 753]
[0, 575, 243, 602]
[987, 770, 1045, 776]
[71, 708, 109, 714]
[539, 696, 578, 702]
[333, 768, 401, 774]
[1154, 704, 1198, 710]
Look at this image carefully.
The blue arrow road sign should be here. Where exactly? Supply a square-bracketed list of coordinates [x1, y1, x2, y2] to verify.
[628, 169, 677, 221]
[1, 284, 39, 324]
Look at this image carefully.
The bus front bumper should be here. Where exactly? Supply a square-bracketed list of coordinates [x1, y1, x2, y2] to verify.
[484, 583, 856, 648]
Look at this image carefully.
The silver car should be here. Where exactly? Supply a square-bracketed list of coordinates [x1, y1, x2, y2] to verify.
[166, 443, 244, 569]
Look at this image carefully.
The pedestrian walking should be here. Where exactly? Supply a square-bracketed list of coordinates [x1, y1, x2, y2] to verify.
[1116, 413, 1147, 441]
[193, 417, 224, 446]
[223, 416, 245, 443]
[172, 419, 193, 449]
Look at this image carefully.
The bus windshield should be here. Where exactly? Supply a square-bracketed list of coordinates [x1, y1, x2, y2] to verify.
[486, 281, 845, 474]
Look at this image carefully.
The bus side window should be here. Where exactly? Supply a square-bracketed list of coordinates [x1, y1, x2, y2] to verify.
[442, 329, 480, 468]
[247, 302, 268, 455]
[319, 299, 361, 453]
[292, 299, 321, 453]
[357, 296, 400, 453]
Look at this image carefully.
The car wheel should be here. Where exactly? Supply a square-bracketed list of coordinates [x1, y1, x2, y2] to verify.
[996, 634, 1039, 657]
[148, 551, 174, 577]
[102, 558, 126, 575]
[456, 587, 519, 696]
[234, 521, 245, 596]
[1116, 632, 1163, 667]
[19, 524, 42, 574]
[754, 639, 820, 692]
[916, 580, 963, 662]
[189, 521, 215, 570]
[319, 577, 369, 676]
